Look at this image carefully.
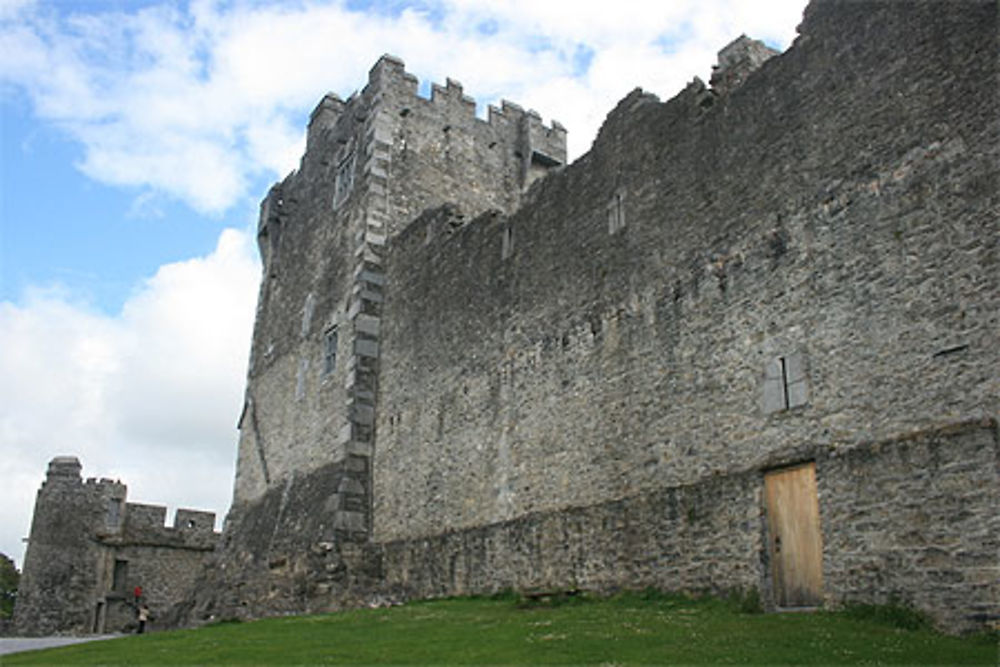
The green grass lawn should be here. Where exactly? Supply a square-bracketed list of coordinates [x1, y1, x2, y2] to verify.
[6, 592, 997, 665]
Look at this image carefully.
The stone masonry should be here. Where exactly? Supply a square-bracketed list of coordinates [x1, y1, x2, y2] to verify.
[77, 0, 1000, 634]
[12, 457, 218, 635]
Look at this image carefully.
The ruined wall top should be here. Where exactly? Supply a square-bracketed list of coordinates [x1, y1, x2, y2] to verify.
[709, 35, 780, 95]
[33, 457, 218, 547]
[45, 455, 82, 481]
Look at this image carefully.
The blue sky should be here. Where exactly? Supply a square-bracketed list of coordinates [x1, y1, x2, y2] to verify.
[3, 95, 230, 311]
[0, 0, 807, 569]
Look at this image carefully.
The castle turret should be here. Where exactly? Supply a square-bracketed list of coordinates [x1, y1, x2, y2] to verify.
[46, 455, 82, 480]
[13, 458, 219, 636]
[306, 93, 345, 154]
[209, 54, 567, 621]
[13, 457, 120, 635]
[709, 34, 779, 95]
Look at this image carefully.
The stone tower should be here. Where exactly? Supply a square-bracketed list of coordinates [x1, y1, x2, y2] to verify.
[13, 457, 122, 635]
[209, 55, 566, 615]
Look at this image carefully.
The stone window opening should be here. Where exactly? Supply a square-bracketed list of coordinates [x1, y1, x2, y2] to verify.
[608, 190, 626, 234]
[502, 226, 514, 260]
[763, 352, 808, 414]
[323, 326, 339, 376]
[106, 498, 123, 530]
[333, 150, 356, 209]
[112, 559, 128, 593]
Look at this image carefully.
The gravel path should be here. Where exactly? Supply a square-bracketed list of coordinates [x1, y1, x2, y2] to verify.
[0, 634, 122, 656]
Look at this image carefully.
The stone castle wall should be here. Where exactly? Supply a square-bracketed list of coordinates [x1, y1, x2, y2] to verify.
[12, 458, 219, 636]
[187, 0, 997, 632]
[234, 55, 564, 511]
[378, 420, 998, 631]
[820, 420, 998, 629]
[375, 0, 997, 540]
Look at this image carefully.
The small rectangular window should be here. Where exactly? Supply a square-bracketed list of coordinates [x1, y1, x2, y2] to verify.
[323, 327, 338, 376]
[106, 498, 122, 530]
[112, 559, 128, 592]
[333, 152, 356, 209]
[784, 353, 809, 408]
[763, 353, 809, 414]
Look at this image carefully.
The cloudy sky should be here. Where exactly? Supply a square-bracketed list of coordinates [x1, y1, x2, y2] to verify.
[0, 0, 807, 569]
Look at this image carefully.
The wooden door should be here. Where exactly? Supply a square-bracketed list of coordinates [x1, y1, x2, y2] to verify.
[765, 462, 824, 607]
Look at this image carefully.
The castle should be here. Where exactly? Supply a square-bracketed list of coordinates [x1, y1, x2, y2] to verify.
[14, 0, 998, 635]
[13, 457, 218, 635]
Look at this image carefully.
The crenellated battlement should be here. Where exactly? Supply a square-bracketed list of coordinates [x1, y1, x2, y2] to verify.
[361, 54, 566, 158]
[429, 78, 476, 115]
[245, 54, 570, 553]
[293, 53, 566, 236]
[365, 55, 565, 134]
[15, 458, 220, 635]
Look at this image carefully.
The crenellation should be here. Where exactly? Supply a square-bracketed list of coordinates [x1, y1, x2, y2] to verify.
[125, 503, 168, 530]
[173, 509, 216, 533]
[13, 458, 220, 636]
[306, 93, 345, 154]
[429, 79, 477, 117]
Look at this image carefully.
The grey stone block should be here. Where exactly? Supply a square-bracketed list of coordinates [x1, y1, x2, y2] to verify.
[354, 339, 379, 358]
[358, 270, 385, 286]
[354, 314, 381, 337]
[338, 477, 365, 495]
[333, 510, 366, 532]
[352, 403, 375, 425]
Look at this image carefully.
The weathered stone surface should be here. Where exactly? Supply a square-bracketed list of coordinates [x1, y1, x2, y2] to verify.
[376, 0, 997, 567]
[182, 0, 996, 635]
[175, 461, 384, 624]
[819, 420, 1000, 631]
[709, 35, 780, 95]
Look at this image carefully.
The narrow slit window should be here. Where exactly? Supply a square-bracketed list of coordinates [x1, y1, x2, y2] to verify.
[333, 151, 356, 209]
[323, 327, 339, 376]
[608, 190, 626, 234]
[502, 226, 513, 260]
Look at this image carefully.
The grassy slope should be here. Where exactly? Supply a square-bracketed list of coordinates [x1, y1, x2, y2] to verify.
[6, 593, 997, 665]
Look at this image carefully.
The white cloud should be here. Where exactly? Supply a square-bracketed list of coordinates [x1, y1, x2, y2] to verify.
[0, 229, 260, 568]
[1, 0, 807, 214]
[0, 0, 34, 20]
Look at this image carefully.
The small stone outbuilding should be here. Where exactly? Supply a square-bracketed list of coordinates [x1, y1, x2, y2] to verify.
[12, 457, 218, 635]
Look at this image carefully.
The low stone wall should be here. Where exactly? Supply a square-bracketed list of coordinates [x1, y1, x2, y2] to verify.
[380, 419, 998, 633]
[382, 470, 765, 600]
[819, 419, 999, 632]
